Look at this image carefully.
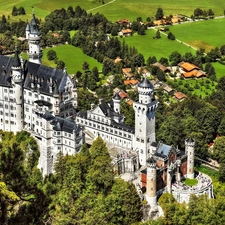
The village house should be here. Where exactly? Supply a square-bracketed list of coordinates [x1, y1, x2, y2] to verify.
[122, 67, 133, 79]
[119, 29, 133, 37]
[173, 91, 187, 102]
[178, 61, 206, 79]
[152, 62, 171, 73]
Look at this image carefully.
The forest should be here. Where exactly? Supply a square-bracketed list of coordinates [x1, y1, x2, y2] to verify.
[0, 134, 141, 225]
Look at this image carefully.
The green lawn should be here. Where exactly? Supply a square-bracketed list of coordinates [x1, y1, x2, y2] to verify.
[121, 29, 196, 60]
[90, 0, 225, 22]
[2, 0, 225, 23]
[0, 0, 111, 22]
[168, 18, 225, 52]
[183, 178, 198, 186]
[42, 44, 102, 74]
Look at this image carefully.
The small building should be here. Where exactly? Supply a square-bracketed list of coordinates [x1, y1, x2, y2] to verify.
[163, 85, 175, 95]
[119, 29, 133, 37]
[122, 68, 133, 79]
[153, 62, 171, 73]
[174, 92, 187, 102]
[124, 79, 139, 87]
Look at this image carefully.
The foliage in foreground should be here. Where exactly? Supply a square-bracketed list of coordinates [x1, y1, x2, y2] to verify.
[46, 137, 142, 225]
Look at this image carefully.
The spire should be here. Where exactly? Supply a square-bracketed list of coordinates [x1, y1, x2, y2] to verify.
[30, 6, 39, 35]
[12, 46, 21, 68]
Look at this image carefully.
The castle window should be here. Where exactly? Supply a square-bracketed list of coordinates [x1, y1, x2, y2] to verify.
[10, 90, 13, 94]
[57, 139, 60, 143]
[5, 105, 8, 109]
[128, 135, 131, 138]
[4, 89, 7, 93]
[10, 113, 13, 117]
[141, 149, 143, 154]
[5, 120, 8, 124]
[5, 113, 8, 117]
[29, 92, 32, 96]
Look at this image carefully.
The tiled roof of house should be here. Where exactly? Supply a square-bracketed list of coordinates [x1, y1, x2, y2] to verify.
[153, 62, 170, 72]
[183, 69, 206, 78]
[174, 92, 186, 100]
[179, 62, 200, 71]
[124, 79, 139, 85]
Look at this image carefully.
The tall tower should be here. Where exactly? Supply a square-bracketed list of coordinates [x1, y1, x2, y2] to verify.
[12, 49, 24, 131]
[185, 137, 195, 179]
[113, 92, 121, 113]
[133, 78, 158, 166]
[27, 7, 42, 64]
[146, 157, 157, 208]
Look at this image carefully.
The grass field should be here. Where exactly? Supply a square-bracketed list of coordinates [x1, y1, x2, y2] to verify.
[0, 0, 111, 22]
[168, 18, 225, 52]
[42, 44, 102, 74]
[90, 0, 225, 22]
[122, 29, 196, 60]
[2, 0, 225, 23]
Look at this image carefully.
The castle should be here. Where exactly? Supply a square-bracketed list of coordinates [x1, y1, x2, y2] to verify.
[0, 11, 84, 175]
[0, 11, 213, 208]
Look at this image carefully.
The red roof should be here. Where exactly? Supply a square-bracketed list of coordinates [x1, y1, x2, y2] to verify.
[174, 92, 186, 100]
[119, 91, 128, 99]
[179, 62, 200, 71]
[124, 79, 139, 85]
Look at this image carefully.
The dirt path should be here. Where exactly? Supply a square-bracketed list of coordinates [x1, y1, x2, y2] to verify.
[87, 0, 115, 12]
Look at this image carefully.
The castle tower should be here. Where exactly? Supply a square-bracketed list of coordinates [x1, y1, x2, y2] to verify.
[12, 48, 24, 132]
[27, 7, 42, 64]
[113, 92, 121, 113]
[185, 137, 195, 179]
[146, 157, 157, 208]
[133, 78, 158, 166]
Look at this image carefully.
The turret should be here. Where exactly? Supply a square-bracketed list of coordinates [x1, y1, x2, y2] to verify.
[137, 78, 154, 104]
[185, 137, 195, 179]
[12, 48, 24, 131]
[146, 157, 157, 209]
[26, 22, 30, 40]
[133, 78, 158, 166]
[113, 92, 121, 113]
[27, 7, 42, 64]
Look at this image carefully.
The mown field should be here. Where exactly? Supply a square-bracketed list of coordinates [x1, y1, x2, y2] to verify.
[2, 0, 225, 22]
[41, 45, 102, 74]
[121, 29, 196, 60]
[168, 18, 225, 52]
[90, 0, 225, 22]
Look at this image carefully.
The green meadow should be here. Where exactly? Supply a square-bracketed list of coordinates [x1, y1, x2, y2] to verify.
[168, 18, 225, 52]
[90, 0, 225, 22]
[42, 44, 102, 74]
[1, 0, 225, 23]
[0, 0, 111, 22]
[122, 29, 196, 60]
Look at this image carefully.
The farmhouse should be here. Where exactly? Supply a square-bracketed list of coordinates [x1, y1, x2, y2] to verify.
[178, 61, 206, 78]
[119, 29, 132, 36]
[153, 62, 171, 73]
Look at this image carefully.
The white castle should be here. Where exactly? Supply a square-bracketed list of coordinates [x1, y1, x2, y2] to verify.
[0, 11, 213, 208]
